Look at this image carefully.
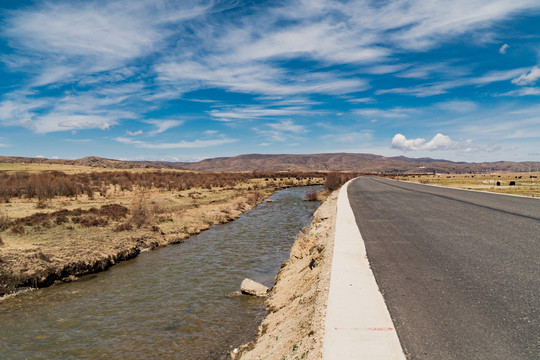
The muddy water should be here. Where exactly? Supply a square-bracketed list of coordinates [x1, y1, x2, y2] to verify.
[0, 186, 320, 359]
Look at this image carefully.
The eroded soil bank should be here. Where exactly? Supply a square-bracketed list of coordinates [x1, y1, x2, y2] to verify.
[234, 189, 338, 360]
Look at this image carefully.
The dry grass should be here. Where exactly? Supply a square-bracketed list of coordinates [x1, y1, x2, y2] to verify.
[0, 162, 153, 174]
[0, 170, 324, 296]
[392, 172, 540, 197]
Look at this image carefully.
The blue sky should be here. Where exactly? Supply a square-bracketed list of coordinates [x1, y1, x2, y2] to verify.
[0, 0, 539, 162]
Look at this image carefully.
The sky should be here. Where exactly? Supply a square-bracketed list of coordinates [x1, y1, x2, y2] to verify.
[0, 0, 539, 163]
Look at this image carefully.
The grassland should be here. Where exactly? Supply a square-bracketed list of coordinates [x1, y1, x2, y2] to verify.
[391, 172, 540, 198]
[0, 166, 324, 296]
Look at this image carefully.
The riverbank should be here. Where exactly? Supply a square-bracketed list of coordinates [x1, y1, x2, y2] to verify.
[0, 172, 323, 297]
[234, 189, 338, 360]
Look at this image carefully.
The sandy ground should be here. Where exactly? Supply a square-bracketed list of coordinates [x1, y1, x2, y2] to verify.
[234, 190, 338, 360]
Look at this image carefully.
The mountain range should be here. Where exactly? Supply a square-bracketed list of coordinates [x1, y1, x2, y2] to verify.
[1, 153, 538, 174]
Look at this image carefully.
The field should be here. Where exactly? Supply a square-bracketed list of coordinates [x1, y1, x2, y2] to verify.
[392, 172, 540, 198]
[0, 166, 325, 296]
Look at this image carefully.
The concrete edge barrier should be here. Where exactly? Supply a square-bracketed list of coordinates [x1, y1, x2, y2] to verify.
[322, 179, 406, 359]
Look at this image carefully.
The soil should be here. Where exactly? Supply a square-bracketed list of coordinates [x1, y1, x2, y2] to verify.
[234, 189, 338, 360]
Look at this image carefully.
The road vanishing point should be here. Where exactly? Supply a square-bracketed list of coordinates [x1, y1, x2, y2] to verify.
[325, 177, 539, 360]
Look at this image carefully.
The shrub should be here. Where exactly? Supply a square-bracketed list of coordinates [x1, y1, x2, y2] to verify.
[11, 224, 25, 235]
[509, 181, 516, 186]
[98, 204, 129, 220]
[79, 215, 108, 227]
[114, 222, 133, 232]
[0, 235, 3, 246]
[130, 199, 151, 228]
[55, 215, 69, 225]
[246, 191, 264, 205]
[0, 212, 10, 231]
[324, 172, 345, 192]
[35, 200, 48, 209]
[303, 189, 319, 201]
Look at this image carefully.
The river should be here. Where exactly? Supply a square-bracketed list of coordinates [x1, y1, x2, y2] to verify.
[0, 186, 321, 359]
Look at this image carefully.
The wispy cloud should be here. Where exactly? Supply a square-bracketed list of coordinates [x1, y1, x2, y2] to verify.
[3, 0, 211, 85]
[435, 100, 477, 113]
[115, 136, 237, 149]
[354, 107, 415, 118]
[156, 61, 368, 96]
[499, 87, 540, 96]
[144, 120, 184, 135]
[378, 67, 529, 97]
[321, 131, 373, 143]
[267, 120, 307, 133]
[208, 104, 314, 122]
[1, 0, 539, 162]
[346, 97, 376, 104]
[511, 66, 540, 86]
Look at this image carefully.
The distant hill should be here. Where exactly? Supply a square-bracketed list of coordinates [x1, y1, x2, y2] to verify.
[0, 156, 159, 169]
[1, 153, 539, 174]
[171, 153, 540, 174]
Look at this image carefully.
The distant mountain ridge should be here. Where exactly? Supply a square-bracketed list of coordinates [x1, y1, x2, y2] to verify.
[1, 153, 538, 173]
[171, 153, 538, 173]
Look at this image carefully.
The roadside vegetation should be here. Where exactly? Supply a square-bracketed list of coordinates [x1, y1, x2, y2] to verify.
[0, 166, 324, 296]
[390, 172, 540, 197]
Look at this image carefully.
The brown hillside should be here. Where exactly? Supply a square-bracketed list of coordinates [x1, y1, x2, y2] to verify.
[2, 153, 539, 173]
[177, 153, 540, 173]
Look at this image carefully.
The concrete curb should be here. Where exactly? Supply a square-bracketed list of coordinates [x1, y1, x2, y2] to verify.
[322, 179, 406, 360]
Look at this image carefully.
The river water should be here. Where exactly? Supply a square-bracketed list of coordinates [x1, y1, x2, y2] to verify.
[0, 186, 320, 360]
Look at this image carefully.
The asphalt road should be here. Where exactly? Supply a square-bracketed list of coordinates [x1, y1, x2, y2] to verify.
[348, 177, 540, 360]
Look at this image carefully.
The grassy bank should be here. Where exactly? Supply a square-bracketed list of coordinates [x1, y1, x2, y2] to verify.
[0, 168, 324, 296]
[390, 172, 540, 198]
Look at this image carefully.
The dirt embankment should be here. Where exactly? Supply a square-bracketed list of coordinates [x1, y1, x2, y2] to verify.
[234, 190, 337, 360]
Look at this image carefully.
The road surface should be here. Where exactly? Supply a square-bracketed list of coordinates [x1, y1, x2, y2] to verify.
[348, 177, 540, 360]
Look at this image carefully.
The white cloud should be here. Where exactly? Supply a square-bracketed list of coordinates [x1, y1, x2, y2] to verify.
[253, 120, 309, 143]
[156, 61, 368, 96]
[321, 131, 373, 143]
[354, 108, 414, 118]
[4, 1, 210, 86]
[346, 97, 376, 104]
[378, 67, 528, 97]
[396, 62, 471, 79]
[127, 130, 143, 136]
[435, 100, 477, 113]
[499, 87, 540, 96]
[208, 104, 314, 122]
[154, 0, 540, 97]
[511, 66, 540, 86]
[391, 133, 458, 151]
[115, 136, 237, 149]
[144, 120, 184, 135]
[0, 83, 140, 133]
[268, 120, 306, 133]
[499, 44, 510, 54]
[31, 114, 119, 133]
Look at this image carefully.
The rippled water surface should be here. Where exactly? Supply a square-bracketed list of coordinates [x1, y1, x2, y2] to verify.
[0, 186, 320, 359]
